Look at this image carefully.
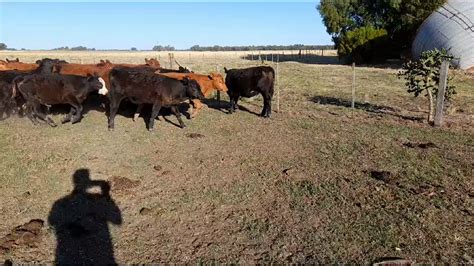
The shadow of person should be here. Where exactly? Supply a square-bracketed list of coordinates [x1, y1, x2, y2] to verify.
[48, 169, 122, 265]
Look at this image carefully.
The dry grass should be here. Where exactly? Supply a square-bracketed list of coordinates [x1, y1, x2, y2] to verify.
[0, 51, 473, 264]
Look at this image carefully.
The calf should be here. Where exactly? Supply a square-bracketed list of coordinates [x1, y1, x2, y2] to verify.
[224, 66, 275, 118]
[14, 73, 106, 127]
[0, 59, 58, 119]
[157, 72, 227, 118]
[108, 67, 204, 131]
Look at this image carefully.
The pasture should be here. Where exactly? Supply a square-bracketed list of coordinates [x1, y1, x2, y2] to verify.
[0, 51, 473, 263]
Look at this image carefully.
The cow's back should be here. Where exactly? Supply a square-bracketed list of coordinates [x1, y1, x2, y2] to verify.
[226, 66, 274, 94]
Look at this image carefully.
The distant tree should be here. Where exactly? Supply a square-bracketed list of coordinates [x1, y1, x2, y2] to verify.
[70, 46, 90, 51]
[0, 43, 7, 50]
[152, 45, 175, 51]
[131, 47, 137, 51]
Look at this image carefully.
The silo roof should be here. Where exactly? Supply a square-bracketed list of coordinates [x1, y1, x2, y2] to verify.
[412, 0, 474, 69]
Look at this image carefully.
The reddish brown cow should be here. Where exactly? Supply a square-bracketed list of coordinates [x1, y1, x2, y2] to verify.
[0, 59, 38, 71]
[54, 58, 161, 87]
[54, 61, 115, 87]
[155, 72, 228, 119]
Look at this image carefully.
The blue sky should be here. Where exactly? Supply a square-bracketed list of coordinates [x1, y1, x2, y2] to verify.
[0, 1, 331, 50]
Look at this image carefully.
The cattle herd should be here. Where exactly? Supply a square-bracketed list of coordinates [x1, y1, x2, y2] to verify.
[0, 58, 275, 132]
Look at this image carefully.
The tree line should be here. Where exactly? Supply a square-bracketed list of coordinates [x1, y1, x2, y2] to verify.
[0, 43, 333, 52]
[189, 44, 334, 51]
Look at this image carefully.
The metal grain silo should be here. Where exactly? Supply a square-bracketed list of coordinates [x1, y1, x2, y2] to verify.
[412, 0, 474, 70]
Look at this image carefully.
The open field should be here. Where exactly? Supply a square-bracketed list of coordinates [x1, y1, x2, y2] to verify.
[0, 51, 473, 263]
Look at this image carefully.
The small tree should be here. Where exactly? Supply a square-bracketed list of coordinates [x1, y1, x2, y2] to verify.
[0, 43, 7, 50]
[131, 47, 137, 51]
[398, 48, 456, 123]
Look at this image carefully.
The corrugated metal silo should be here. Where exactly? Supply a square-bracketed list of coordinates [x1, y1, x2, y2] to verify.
[412, 0, 474, 70]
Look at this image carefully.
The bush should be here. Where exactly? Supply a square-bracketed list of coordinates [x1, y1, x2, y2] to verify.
[398, 48, 456, 123]
[338, 26, 388, 63]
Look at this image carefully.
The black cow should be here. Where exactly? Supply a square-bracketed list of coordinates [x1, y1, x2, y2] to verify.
[157, 66, 193, 74]
[108, 67, 204, 131]
[14, 72, 106, 127]
[0, 59, 58, 119]
[224, 66, 275, 118]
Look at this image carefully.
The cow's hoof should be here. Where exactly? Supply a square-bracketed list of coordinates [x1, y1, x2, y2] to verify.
[180, 125, 187, 129]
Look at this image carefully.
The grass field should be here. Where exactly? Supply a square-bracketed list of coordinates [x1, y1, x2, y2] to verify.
[0, 51, 473, 263]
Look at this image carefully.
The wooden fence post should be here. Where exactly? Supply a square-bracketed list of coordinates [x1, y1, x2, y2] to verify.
[351, 62, 356, 116]
[276, 54, 280, 113]
[168, 53, 173, 69]
[216, 65, 221, 104]
[434, 60, 449, 127]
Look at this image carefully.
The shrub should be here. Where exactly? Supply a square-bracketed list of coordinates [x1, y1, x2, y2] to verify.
[338, 26, 388, 63]
[398, 48, 456, 123]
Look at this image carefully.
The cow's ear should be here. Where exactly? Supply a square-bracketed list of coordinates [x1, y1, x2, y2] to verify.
[35, 60, 42, 64]
[16, 58, 19, 62]
[208, 75, 213, 80]
[224, 67, 228, 73]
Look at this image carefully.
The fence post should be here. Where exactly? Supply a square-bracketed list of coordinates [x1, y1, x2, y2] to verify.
[215, 65, 221, 105]
[351, 62, 356, 116]
[168, 53, 173, 69]
[276, 54, 280, 113]
[434, 60, 449, 127]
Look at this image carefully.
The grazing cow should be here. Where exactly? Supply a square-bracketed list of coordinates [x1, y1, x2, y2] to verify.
[224, 66, 275, 118]
[0, 59, 58, 118]
[156, 72, 227, 118]
[108, 67, 204, 131]
[14, 73, 107, 127]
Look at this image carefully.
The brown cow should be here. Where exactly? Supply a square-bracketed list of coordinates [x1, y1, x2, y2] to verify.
[152, 72, 228, 119]
[54, 61, 115, 87]
[0, 59, 38, 71]
[54, 59, 161, 87]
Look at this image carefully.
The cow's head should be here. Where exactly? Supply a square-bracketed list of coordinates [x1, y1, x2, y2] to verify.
[208, 72, 228, 92]
[87, 72, 108, 95]
[182, 78, 204, 100]
[145, 58, 161, 68]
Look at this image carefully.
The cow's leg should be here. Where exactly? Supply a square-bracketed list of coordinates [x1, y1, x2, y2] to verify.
[171, 105, 186, 128]
[108, 97, 122, 130]
[71, 104, 83, 124]
[190, 99, 203, 119]
[261, 90, 272, 118]
[229, 95, 239, 114]
[23, 102, 38, 125]
[0, 102, 5, 120]
[32, 103, 57, 127]
[133, 104, 143, 122]
[61, 107, 75, 124]
[148, 102, 162, 131]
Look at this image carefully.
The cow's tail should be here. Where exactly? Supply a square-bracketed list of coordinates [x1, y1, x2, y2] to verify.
[11, 76, 24, 99]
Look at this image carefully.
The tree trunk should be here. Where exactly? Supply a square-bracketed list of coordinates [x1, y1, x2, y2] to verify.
[427, 88, 434, 123]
